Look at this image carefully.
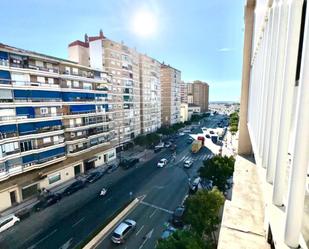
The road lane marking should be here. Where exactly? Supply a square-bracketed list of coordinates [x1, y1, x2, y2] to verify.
[135, 225, 144, 236]
[27, 229, 57, 249]
[139, 229, 154, 249]
[23, 229, 43, 244]
[72, 217, 85, 228]
[149, 209, 157, 218]
[140, 201, 173, 214]
[58, 237, 73, 249]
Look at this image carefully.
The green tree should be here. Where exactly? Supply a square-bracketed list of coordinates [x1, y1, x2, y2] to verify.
[156, 230, 212, 249]
[199, 156, 235, 192]
[183, 189, 224, 241]
[134, 135, 147, 146]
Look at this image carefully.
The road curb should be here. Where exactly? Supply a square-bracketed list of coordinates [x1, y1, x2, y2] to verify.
[83, 197, 140, 249]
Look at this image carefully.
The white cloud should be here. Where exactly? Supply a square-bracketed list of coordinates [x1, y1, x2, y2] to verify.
[218, 47, 234, 52]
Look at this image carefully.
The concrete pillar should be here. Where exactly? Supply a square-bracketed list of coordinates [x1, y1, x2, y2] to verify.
[261, 10, 273, 168]
[267, 0, 286, 184]
[238, 1, 255, 155]
[258, 20, 270, 163]
[273, 0, 304, 206]
[264, 2, 279, 182]
[284, 0, 309, 245]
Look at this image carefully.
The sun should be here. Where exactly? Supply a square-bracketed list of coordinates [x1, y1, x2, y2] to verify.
[132, 10, 157, 37]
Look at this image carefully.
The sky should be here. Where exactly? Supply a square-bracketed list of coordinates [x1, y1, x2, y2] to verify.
[0, 0, 245, 102]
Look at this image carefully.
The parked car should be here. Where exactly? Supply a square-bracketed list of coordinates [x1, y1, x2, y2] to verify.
[0, 215, 20, 233]
[86, 171, 104, 183]
[107, 164, 118, 174]
[111, 219, 136, 244]
[62, 180, 85, 196]
[160, 225, 176, 239]
[33, 193, 62, 212]
[178, 132, 185, 136]
[183, 159, 193, 168]
[154, 147, 162, 153]
[171, 206, 185, 227]
[157, 158, 168, 168]
[205, 134, 211, 139]
[120, 158, 139, 169]
[164, 142, 172, 148]
[209, 130, 215, 135]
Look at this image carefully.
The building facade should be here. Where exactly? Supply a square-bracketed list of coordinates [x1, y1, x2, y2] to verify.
[68, 32, 141, 147]
[180, 81, 188, 103]
[139, 54, 161, 133]
[180, 102, 188, 123]
[192, 80, 209, 112]
[188, 103, 201, 120]
[160, 64, 181, 125]
[0, 43, 116, 212]
[219, 0, 309, 248]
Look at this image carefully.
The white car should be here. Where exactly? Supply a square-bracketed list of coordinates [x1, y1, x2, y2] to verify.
[184, 160, 193, 168]
[157, 158, 168, 168]
[111, 219, 136, 244]
[0, 214, 20, 233]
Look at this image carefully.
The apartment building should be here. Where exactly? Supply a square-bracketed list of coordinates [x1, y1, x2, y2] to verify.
[180, 81, 188, 103]
[218, 0, 309, 248]
[0, 43, 116, 212]
[192, 80, 209, 112]
[139, 54, 161, 133]
[187, 82, 194, 104]
[68, 31, 141, 147]
[160, 63, 181, 125]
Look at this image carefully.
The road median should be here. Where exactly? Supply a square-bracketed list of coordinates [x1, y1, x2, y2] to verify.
[79, 197, 141, 249]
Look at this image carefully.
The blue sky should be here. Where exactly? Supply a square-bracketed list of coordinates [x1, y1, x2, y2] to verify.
[0, 0, 244, 101]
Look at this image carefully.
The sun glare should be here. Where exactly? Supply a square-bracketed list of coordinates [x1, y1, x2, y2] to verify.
[132, 10, 157, 37]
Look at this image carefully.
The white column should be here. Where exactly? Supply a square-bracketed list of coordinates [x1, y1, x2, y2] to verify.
[273, 0, 304, 206]
[258, 21, 270, 161]
[263, 3, 279, 178]
[267, 0, 287, 184]
[284, 0, 309, 245]
[261, 11, 273, 168]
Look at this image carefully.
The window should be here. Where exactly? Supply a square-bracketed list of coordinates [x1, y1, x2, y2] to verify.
[67, 80, 72, 88]
[50, 107, 57, 115]
[0, 218, 13, 228]
[43, 137, 51, 144]
[20, 141, 32, 152]
[37, 76, 45, 83]
[48, 78, 54, 84]
[48, 173, 61, 184]
[40, 107, 48, 115]
[53, 136, 59, 143]
[73, 81, 79, 87]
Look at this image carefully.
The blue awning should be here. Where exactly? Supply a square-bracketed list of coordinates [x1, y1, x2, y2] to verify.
[16, 107, 35, 118]
[37, 147, 65, 160]
[62, 92, 95, 101]
[14, 90, 30, 98]
[18, 123, 36, 135]
[0, 70, 11, 84]
[0, 124, 17, 133]
[34, 120, 62, 128]
[31, 90, 61, 99]
[70, 105, 96, 113]
[22, 154, 37, 164]
[0, 51, 8, 60]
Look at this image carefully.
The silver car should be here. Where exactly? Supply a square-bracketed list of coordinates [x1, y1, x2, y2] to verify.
[111, 219, 136, 244]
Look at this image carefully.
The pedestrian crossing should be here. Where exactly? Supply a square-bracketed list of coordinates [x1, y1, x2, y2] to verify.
[178, 153, 213, 163]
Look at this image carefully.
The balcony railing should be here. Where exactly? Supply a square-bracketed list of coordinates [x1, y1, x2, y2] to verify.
[28, 64, 59, 73]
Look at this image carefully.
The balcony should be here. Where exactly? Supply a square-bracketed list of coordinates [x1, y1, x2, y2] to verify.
[28, 64, 59, 73]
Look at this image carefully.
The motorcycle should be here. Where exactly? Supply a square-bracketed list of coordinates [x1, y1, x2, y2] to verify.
[100, 188, 107, 196]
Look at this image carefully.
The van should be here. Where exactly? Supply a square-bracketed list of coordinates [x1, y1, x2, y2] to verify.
[0, 214, 20, 233]
[111, 219, 136, 244]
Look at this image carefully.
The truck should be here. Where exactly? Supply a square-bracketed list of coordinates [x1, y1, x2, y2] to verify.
[197, 136, 205, 146]
[191, 140, 202, 153]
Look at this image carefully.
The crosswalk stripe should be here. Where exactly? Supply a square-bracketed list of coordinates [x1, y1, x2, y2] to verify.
[140, 201, 174, 214]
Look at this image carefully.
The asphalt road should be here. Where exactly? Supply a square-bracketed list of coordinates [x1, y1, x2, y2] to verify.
[0, 115, 225, 249]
